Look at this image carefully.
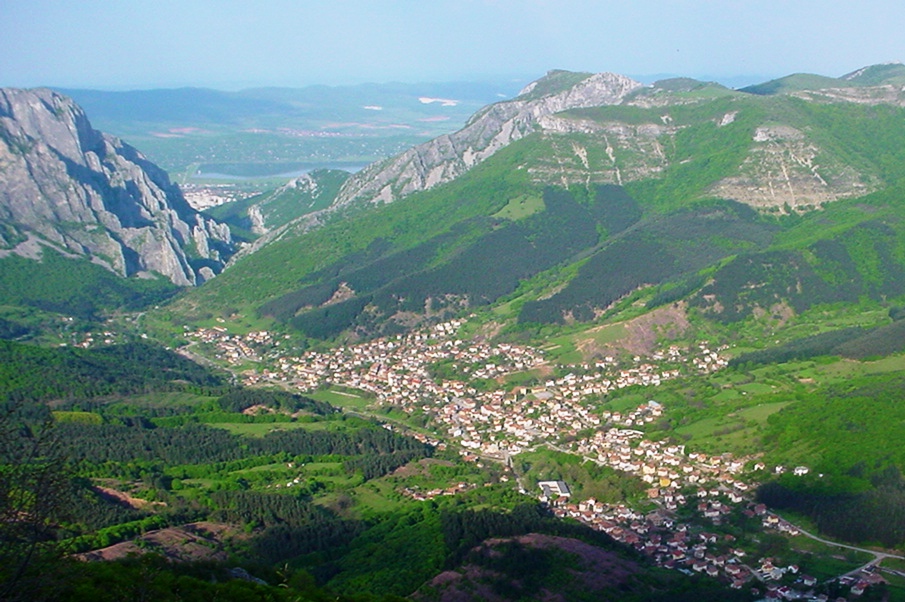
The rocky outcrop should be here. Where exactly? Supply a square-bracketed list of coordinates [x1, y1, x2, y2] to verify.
[0, 88, 233, 285]
[708, 124, 878, 210]
[333, 71, 643, 208]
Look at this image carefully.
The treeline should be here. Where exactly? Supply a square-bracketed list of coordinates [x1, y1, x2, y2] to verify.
[267, 185, 646, 339]
[7, 553, 371, 602]
[326, 493, 631, 598]
[54, 421, 431, 471]
[65, 484, 150, 533]
[729, 319, 905, 367]
[757, 477, 905, 547]
[210, 490, 364, 564]
[293, 187, 608, 338]
[441, 502, 639, 568]
[0, 249, 178, 320]
[0, 340, 227, 403]
[66, 515, 169, 553]
[645, 273, 707, 310]
[520, 200, 772, 324]
[0, 316, 31, 340]
[216, 389, 336, 415]
[729, 327, 867, 367]
[761, 373, 905, 484]
[344, 450, 427, 480]
[694, 221, 905, 323]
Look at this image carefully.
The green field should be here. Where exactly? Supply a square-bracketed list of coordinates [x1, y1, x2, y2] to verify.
[492, 194, 545, 221]
[209, 420, 345, 437]
[309, 387, 375, 410]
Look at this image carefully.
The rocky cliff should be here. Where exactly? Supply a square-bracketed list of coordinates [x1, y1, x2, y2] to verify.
[0, 88, 233, 285]
[333, 71, 643, 208]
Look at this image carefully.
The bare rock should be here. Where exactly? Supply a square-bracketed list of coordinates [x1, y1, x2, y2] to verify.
[0, 88, 234, 285]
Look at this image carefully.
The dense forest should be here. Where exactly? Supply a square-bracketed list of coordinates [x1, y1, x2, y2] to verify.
[0, 340, 227, 402]
[519, 200, 773, 324]
[264, 185, 648, 338]
[729, 316, 905, 367]
[0, 250, 178, 321]
[694, 220, 905, 323]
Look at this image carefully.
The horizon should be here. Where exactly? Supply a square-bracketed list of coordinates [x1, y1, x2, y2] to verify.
[45, 71, 776, 94]
[1, 1, 903, 92]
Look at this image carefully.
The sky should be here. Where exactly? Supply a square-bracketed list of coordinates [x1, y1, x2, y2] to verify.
[1, 0, 904, 91]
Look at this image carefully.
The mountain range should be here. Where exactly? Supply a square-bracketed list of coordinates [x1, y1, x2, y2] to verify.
[162, 62, 905, 346]
[5, 64, 905, 602]
[5, 63, 905, 338]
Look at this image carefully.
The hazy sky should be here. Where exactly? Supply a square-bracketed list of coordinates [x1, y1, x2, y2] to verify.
[1, 0, 903, 90]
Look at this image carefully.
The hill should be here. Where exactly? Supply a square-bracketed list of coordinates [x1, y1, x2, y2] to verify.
[207, 169, 350, 235]
[165, 65, 905, 344]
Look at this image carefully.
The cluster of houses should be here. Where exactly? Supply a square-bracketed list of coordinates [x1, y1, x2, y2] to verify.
[569, 415, 756, 508]
[186, 325, 279, 364]
[400, 481, 478, 501]
[67, 330, 118, 349]
[547, 490, 880, 598]
[184, 321, 729, 463]
[183, 321, 890, 597]
[547, 493, 758, 589]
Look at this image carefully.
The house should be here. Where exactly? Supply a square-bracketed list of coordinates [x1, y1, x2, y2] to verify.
[537, 481, 572, 501]
[538, 480, 572, 498]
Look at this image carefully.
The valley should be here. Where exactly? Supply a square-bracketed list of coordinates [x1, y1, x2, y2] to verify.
[4, 64, 905, 601]
[173, 309, 905, 599]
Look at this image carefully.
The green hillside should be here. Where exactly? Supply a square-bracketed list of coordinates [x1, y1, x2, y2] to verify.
[740, 73, 851, 95]
[842, 62, 905, 86]
[206, 169, 350, 232]
[2, 337, 743, 602]
[0, 249, 178, 321]
[162, 87, 905, 346]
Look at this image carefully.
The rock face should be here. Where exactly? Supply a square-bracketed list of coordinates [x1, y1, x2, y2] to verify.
[0, 88, 233, 285]
[333, 71, 643, 208]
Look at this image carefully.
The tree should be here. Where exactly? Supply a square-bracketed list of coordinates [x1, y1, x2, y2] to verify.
[0, 404, 73, 601]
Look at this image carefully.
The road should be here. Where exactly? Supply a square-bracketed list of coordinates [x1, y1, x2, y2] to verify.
[788, 522, 905, 580]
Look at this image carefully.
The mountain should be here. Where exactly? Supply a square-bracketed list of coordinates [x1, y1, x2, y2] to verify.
[206, 169, 351, 236]
[233, 71, 645, 261]
[169, 64, 905, 342]
[0, 88, 234, 286]
[332, 71, 643, 211]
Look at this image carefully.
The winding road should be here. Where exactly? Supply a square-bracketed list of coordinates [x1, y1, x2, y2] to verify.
[787, 521, 905, 580]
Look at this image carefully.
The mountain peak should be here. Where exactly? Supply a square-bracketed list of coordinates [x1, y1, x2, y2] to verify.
[326, 71, 642, 214]
[517, 70, 595, 98]
[0, 87, 234, 285]
[841, 62, 905, 85]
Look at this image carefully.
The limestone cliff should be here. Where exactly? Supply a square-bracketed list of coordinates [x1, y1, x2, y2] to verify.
[0, 88, 233, 285]
[333, 71, 643, 208]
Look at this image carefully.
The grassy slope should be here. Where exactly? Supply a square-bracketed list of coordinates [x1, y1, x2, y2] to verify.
[161, 86, 905, 344]
[168, 138, 537, 320]
[739, 73, 851, 95]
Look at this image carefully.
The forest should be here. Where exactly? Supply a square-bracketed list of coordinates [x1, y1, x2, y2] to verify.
[519, 200, 773, 324]
[264, 185, 647, 339]
[693, 220, 905, 323]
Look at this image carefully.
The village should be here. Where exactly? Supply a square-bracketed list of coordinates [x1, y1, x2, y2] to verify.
[184, 321, 889, 599]
[185, 319, 727, 458]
